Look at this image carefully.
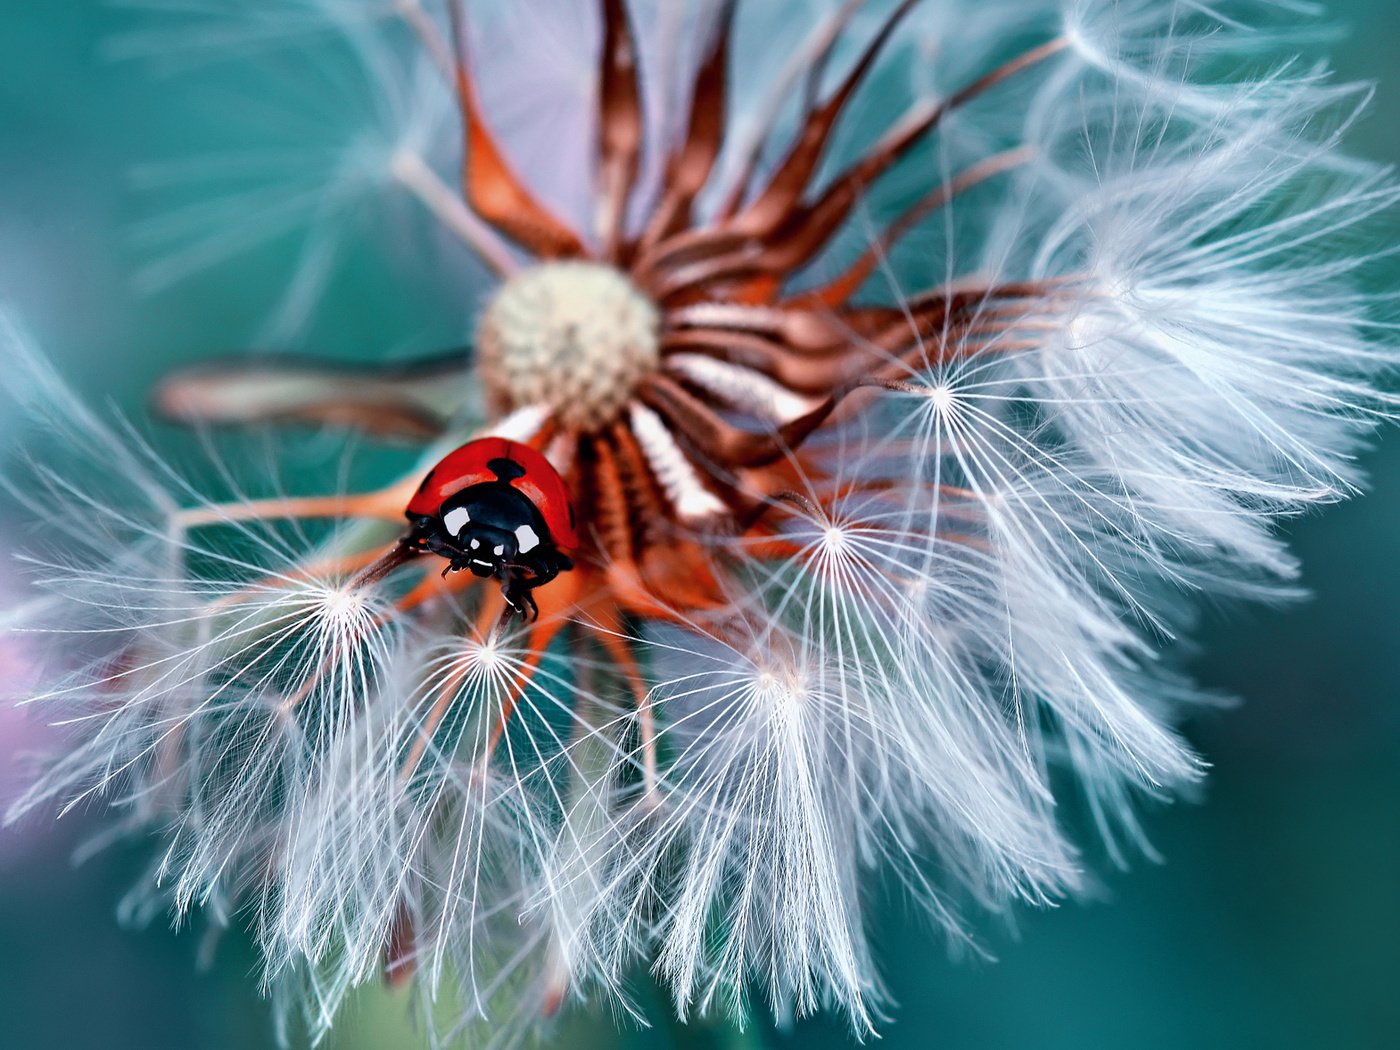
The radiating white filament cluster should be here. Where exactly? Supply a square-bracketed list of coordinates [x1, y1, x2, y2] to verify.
[2, 2, 1396, 1048]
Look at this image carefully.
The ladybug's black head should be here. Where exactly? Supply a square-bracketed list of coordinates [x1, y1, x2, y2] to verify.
[423, 480, 550, 580]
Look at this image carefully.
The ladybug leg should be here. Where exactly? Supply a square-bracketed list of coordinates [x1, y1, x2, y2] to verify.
[500, 572, 540, 622]
[530, 555, 562, 589]
[500, 546, 574, 620]
[410, 524, 472, 578]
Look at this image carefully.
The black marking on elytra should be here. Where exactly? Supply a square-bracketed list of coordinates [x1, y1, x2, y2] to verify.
[487, 457, 527, 482]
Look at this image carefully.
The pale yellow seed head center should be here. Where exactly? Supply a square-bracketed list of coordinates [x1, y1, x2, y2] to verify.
[476, 262, 661, 432]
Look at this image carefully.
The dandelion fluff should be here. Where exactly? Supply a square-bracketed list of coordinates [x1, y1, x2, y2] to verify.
[3, 0, 1397, 1046]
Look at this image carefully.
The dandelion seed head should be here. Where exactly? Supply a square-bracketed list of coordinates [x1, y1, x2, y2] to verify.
[4, 0, 1397, 1045]
[477, 262, 661, 431]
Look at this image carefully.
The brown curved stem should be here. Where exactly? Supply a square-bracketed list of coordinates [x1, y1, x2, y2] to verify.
[661, 328, 863, 395]
[595, 0, 644, 260]
[447, 1, 587, 258]
[640, 373, 838, 469]
[635, 0, 738, 254]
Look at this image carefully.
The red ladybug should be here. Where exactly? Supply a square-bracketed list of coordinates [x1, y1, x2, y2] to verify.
[403, 438, 577, 620]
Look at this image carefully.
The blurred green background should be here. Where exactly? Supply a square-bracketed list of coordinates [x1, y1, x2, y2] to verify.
[1, 3, 1397, 1049]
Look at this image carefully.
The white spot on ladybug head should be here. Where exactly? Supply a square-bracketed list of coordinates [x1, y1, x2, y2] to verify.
[443, 506, 471, 537]
[493, 545, 505, 557]
[514, 523, 540, 554]
[470, 538, 481, 549]
[477, 261, 660, 432]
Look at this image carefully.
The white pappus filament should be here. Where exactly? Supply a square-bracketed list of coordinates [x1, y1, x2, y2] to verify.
[628, 401, 728, 522]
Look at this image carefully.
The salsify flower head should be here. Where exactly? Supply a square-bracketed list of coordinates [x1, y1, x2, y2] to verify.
[3, 0, 1397, 1044]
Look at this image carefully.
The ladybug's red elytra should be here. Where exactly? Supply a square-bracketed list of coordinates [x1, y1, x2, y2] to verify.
[403, 438, 577, 620]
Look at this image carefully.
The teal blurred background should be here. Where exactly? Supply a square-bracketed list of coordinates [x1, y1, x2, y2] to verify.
[1, 4, 1397, 1049]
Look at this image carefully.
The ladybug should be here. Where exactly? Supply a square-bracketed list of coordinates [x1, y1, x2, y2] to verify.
[403, 437, 577, 620]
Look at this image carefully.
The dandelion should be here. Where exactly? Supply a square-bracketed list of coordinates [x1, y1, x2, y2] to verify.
[3, 0, 1396, 1045]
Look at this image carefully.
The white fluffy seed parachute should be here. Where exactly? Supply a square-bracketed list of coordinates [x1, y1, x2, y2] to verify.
[3, 1, 1397, 1047]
